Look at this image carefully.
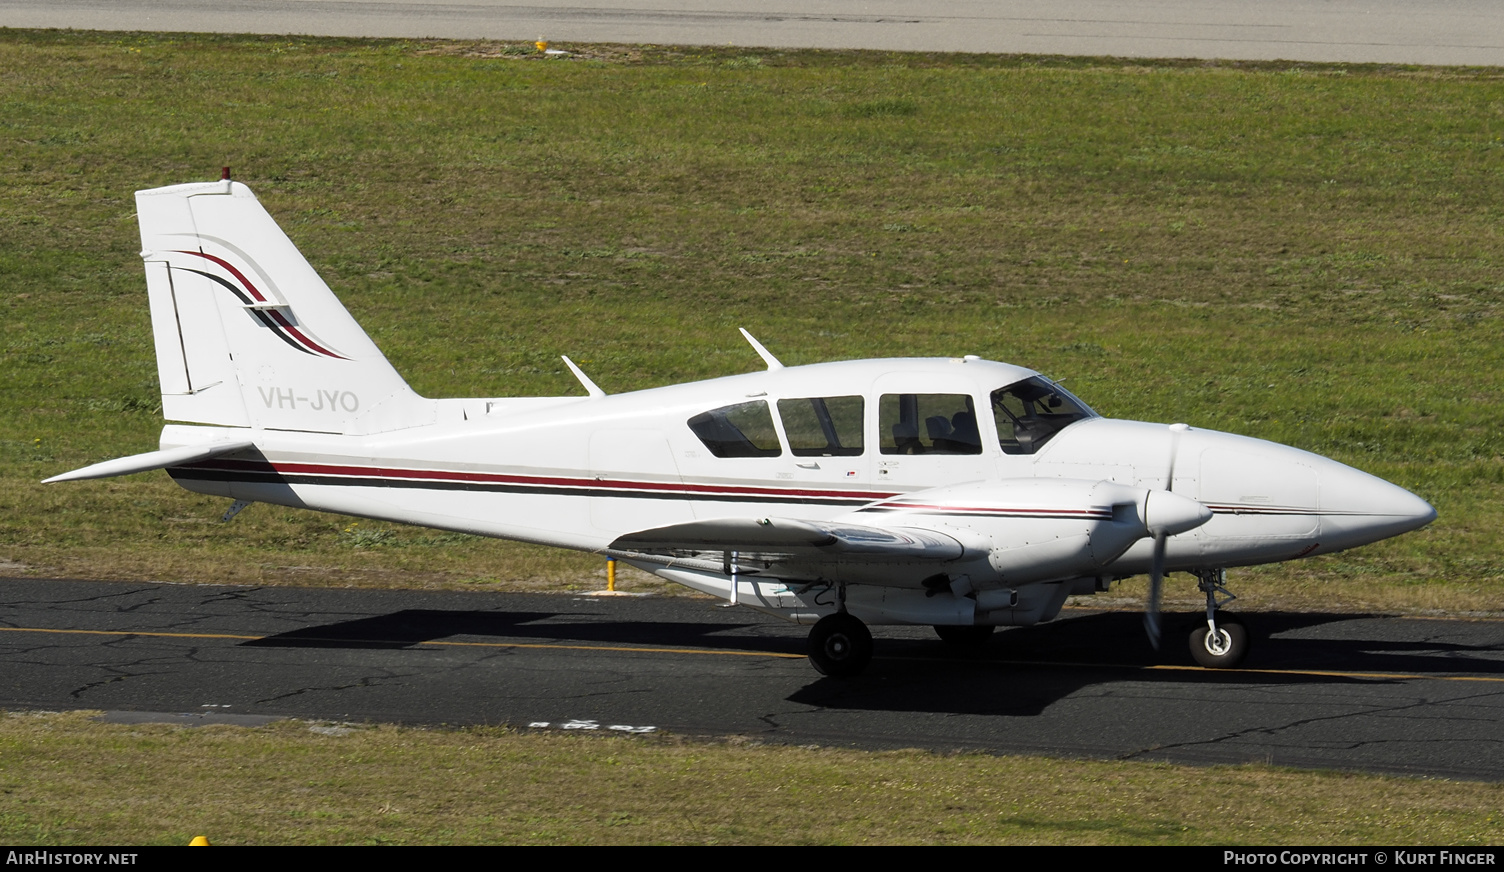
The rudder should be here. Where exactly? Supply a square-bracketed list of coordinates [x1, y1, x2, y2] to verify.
[137, 179, 430, 434]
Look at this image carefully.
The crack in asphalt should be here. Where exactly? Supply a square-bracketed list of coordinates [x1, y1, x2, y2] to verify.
[3, 586, 165, 623]
[254, 674, 387, 705]
[753, 704, 838, 735]
[1118, 686, 1502, 761]
[69, 673, 132, 700]
[197, 588, 264, 605]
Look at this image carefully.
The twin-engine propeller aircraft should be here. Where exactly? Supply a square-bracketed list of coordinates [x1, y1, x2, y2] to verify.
[46, 176, 1437, 676]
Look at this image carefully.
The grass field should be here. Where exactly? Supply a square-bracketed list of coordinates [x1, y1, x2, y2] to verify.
[3, 711, 1500, 846]
[3, 32, 1501, 609]
[2, 30, 1503, 844]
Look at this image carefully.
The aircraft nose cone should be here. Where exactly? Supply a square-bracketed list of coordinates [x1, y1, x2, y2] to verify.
[1143, 489, 1213, 537]
[1383, 485, 1437, 530]
[1319, 460, 1436, 547]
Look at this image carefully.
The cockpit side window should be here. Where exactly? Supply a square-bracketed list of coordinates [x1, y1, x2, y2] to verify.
[777, 396, 864, 457]
[992, 377, 1095, 455]
[879, 393, 982, 455]
[688, 400, 782, 458]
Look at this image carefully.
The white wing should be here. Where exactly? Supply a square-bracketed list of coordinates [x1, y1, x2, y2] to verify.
[608, 478, 1211, 588]
[610, 516, 966, 563]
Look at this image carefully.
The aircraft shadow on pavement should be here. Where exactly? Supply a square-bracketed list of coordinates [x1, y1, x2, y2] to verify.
[788, 610, 1503, 717]
[1225, 611, 1504, 675]
[899, 610, 1504, 676]
[240, 607, 1501, 677]
[241, 607, 807, 655]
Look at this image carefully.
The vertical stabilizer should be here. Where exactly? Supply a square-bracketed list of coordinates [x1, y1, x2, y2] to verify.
[136, 180, 432, 434]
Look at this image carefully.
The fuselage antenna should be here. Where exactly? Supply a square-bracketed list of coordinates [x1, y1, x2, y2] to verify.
[561, 355, 606, 398]
[739, 328, 784, 371]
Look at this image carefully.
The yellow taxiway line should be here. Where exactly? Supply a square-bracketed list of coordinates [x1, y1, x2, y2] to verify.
[3, 625, 1501, 680]
[0, 625, 805, 659]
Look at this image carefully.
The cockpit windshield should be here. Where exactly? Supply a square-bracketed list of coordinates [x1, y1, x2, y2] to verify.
[991, 376, 1096, 455]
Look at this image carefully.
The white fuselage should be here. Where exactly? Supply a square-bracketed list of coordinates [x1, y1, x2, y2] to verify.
[160, 356, 1434, 627]
[50, 178, 1435, 665]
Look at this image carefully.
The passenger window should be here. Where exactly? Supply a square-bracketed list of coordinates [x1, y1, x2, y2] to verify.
[777, 396, 864, 457]
[688, 400, 782, 458]
[879, 394, 982, 455]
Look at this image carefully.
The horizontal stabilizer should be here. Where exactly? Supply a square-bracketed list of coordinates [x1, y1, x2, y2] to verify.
[611, 517, 965, 561]
[43, 441, 255, 484]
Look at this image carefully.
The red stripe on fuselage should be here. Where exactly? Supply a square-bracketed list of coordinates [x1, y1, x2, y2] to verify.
[868, 501, 1112, 518]
[183, 458, 900, 502]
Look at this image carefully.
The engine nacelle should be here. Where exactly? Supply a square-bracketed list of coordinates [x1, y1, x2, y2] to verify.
[847, 478, 1210, 588]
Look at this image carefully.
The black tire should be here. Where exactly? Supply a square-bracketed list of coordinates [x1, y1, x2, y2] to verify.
[933, 625, 995, 648]
[808, 613, 874, 677]
[1189, 617, 1249, 668]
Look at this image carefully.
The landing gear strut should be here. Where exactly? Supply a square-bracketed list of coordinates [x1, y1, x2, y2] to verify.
[1189, 568, 1248, 668]
[807, 613, 873, 677]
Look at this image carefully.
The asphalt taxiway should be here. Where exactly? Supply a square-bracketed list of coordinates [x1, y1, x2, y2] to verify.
[4, 1, 1504, 66]
[3, 577, 1500, 780]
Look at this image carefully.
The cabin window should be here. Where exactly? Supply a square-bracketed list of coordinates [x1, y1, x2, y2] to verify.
[992, 377, 1095, 455]
[777, 396, 864, 457]
[688, 400, 782, 458]
[879, 393, 982, 455]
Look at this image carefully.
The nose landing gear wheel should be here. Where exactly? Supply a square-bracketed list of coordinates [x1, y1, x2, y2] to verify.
[808, 613, 874, 677]
[1189, 617, 1248, 668]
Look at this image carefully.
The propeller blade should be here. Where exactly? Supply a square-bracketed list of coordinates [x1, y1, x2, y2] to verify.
[1146, 422, 1190, 649]
[1165, 422, 1189, 492]
[1144, 530, 1166, 650]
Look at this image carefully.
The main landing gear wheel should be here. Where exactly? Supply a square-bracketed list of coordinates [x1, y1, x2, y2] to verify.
[1189, 617, 1248, 668]
[808, 613, 874, 677]
[933, 625, 995, 648]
